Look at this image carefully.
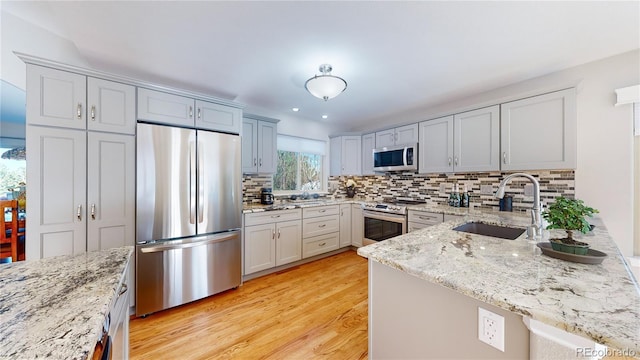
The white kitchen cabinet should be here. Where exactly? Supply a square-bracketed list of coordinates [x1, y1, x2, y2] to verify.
[138, 88, 242, 134]
[351, 204, 364, 247]
[500, 88, 576, 170]
[244, 209, 302, 275]
[242, 116, 278, 174]
[407, 210, 443, 232]
[195, 99, 242, 134]
[419, 105, 499, 174]
[375, 123, 419, 148]
[339, 204, 352, 248]
[303, 232, 339, 258]
[110, 259, 131, 360]
[361, 133, 376, 175]
[27, 65, 135, 135]
[330, 135, 362, 176]
[302, 205, 340, 258]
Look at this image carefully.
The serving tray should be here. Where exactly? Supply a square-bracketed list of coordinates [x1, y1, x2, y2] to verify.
[537, 242, 607, 264]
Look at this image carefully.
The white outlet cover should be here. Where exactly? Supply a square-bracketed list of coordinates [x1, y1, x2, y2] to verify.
[478, 307, 505, 352]
[439, 183, 447, 194]
[480, 185, 493, 195]
[524, 184, 534, 196]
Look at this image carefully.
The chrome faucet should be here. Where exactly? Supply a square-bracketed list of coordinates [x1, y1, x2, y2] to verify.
[495, 173, 543, 239]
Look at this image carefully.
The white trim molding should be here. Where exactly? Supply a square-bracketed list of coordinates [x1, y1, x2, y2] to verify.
[615, 84, 640, 106]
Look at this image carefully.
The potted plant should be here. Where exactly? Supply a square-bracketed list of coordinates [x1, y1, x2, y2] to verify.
[345, 179, 356, 198]
[542, 196, 598, 255]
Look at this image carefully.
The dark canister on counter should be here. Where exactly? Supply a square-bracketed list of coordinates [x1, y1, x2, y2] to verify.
[261, 188, 274, 205]
[499, 195, 513, 211]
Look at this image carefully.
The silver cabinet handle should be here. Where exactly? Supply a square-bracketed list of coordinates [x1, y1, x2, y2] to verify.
[259, 158, 262, 167]
[319, 242, 326, 246]
[77, 103, 82, 119]
[90, 105, 96, 121]
[77, 204, 82, 220]
[448, 157, 452, 166]
[254, 158, 257, 166]
[503, 152, 507, 164]
[118, 283, 128, 297]
[272, 230, 275, 239]
[278, 229, 281, 238]
[454, 157, 459, 166]
[319, 224, 326, 228]
[394, 133, 398, 141]
[418, 216, 436, 220]
[91, 204, 96, 220]
[197, 107, 201, 119]
[319, 209, 326, 213]
[271, 214, 281, 218]
[189, 106, 193, 118]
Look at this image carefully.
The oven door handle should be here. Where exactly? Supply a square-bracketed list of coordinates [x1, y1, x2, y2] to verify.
[363, 210, 407, 222]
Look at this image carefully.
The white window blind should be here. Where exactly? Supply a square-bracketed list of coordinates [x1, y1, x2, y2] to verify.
[277, 135, 326, 155]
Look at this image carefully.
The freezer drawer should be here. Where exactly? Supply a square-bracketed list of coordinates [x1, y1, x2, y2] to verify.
[135, 230, 241, 316]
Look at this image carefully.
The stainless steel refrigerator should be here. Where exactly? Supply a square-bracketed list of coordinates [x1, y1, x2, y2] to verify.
[135, 122, 242, 316]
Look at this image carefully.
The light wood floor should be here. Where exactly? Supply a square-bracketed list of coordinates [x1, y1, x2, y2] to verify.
[129, 250, 369, 360]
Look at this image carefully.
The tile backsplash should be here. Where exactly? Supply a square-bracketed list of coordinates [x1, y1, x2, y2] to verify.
[243, 170, 575, 212]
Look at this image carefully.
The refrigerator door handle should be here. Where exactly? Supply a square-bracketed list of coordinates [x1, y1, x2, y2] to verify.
[189, 141, 196, 224]
[198, 141, 204, 223]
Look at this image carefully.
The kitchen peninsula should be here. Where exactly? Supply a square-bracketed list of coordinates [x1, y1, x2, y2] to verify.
[0, 247, 133, 359]
[358, 210, 640, 359]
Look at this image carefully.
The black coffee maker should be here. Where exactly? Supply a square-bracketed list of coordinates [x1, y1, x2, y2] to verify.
[261, 188, 274, 205]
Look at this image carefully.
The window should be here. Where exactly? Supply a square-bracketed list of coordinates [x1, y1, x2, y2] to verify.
[273, 135, 325, 192]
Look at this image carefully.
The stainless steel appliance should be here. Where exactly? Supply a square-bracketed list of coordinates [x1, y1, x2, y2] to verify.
[135, 123, 242, 316]
[373, 143, 418, 172]
[362, 200, 425, 245]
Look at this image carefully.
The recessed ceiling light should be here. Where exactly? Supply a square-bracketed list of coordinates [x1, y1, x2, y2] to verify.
[322, 115, 328, 119]
[292, 107, 299, 112]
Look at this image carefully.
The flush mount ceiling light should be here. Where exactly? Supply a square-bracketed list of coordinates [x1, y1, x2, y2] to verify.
[305, 64, 347, 101]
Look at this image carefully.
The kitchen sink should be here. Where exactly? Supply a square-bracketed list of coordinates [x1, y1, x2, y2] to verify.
[452, 222, 525, 240]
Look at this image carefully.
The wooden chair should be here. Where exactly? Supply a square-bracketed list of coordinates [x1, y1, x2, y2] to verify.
[0, 200, 19, 262]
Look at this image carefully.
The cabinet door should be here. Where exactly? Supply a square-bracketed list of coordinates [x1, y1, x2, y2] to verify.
[195, 99, 242, 134]
[275, 220, 302, 266]
[137, 88, 195, 127]
[87, 78, 136, 135]
[500, 89, 577, 170]
[26, 126, 87, 259]
[418, 116, 454, 174]
[244, 223, 276, 274]
[339, 204, 352, 248]
[454, 105, 500, 172]
[329, 137, 342, 176]
[26, 64, 86, 129]
[375, 129, 395, 148]
[395, 123, 419, 145]
[257, 121, 278, 173]
[361, 133, 376, 175]
[351, 204, 363, 247]
[242, 119, 258, 173]
[87, 132, 135, 252]
[342, 136, 362, 175]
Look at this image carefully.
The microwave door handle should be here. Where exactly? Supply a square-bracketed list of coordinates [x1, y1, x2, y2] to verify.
[403, 147, 408, 166]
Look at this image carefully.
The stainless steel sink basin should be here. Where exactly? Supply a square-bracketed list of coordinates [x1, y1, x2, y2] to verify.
[452, 222, 525, 240]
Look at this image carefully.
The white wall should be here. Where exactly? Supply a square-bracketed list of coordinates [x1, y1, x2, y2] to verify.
[354, 50, 640, 257]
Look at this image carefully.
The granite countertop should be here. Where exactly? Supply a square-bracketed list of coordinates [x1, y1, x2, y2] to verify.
[0, 246, 133, 359]
[243, 197, 362, 213]
[357, 211, 640, 353]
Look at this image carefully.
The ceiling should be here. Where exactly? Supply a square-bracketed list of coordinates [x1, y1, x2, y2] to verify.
[3, 1, 639, 133]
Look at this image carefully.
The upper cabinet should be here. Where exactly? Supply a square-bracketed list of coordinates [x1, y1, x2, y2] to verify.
[500, 88, 576, 171]
[375, 123, 419, 148]
[137, 88, 242, 134]
[330, 135, 362, 176]
[361, 132, 376, 175]
[27, 65, 135, 135]
[419, 105, 499, 174]
[242, 115, 278, 174]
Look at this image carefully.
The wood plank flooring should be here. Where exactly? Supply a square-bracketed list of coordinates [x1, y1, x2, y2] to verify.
[129, 250, 369, 360]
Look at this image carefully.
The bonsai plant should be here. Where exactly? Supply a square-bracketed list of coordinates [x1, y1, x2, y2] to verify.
[542, 196, 598, 255]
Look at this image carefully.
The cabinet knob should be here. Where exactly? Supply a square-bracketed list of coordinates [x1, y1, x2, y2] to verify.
[254, 158, 257, 166]
[278, 229, 281, 238]
[259, 158, 262, 167]
[319, 242, 326, 247]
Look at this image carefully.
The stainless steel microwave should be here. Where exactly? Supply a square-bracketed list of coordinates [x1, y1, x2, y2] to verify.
[373, 143, 418, 172]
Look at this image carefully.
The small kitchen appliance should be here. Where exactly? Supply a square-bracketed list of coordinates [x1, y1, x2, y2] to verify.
[261, 188, 274, 205]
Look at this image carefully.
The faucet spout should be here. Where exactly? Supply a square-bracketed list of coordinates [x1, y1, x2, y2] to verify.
[495, 173, 543, 239]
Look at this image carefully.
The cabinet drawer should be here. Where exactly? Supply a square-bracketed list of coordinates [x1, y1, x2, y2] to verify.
[302, 215, 340, 238]
[245, 209, 302, 226]
[408, 211, 443, 225]
[408, 221, 434, 232]
[444, 214, 464, 222]
[302, 205, 339, 218]
[302, 232, 339, 259]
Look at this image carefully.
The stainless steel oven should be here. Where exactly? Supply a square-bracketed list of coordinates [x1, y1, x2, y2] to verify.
[362, 209, 407, 246]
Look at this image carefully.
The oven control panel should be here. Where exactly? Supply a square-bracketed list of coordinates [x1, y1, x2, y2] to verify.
[362, 202, 407, 215]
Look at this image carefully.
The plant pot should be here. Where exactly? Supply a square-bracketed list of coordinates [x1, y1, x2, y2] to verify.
[549, 238, 590, 255]
[346, 187, 356, 198]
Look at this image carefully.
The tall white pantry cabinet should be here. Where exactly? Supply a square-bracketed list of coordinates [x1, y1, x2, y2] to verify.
[25, 63, 135, 260]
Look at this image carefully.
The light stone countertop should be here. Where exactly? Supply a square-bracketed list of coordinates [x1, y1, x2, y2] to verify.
[0, 246, 133, 359]
[357, 211, 640, 354]
[243, 197, 362, 213]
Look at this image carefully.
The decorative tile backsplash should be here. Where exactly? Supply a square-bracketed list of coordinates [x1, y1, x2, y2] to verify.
[243, 170, 575, 212]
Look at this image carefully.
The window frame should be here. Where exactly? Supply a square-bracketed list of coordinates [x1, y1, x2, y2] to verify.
[273, 136, 327, 196]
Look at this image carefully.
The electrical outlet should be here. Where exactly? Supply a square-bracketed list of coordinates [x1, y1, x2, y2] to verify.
[478, 307, 505, 352]
[439, 183, 447, 194]
[480, 185, 493, 195]
[524, 184, 534, 196]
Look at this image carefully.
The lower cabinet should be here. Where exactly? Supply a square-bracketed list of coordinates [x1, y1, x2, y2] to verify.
[303, 232, 339, 258]
[339, 204, 352, 248]
[351, 204, 364, 247]
[110, 258, 131, 360]
[408, 210, 465, 232]
[302, 205, 340, 258]
[244, 209, 302, 275]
